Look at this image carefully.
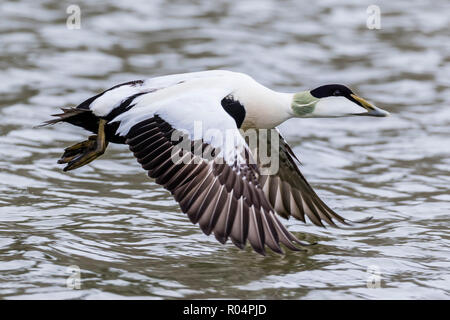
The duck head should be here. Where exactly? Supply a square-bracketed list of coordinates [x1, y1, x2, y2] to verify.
[291, 84, 389, 118]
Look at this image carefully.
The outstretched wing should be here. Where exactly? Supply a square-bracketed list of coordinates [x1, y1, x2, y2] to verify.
[252, 128, 370, 227]
[117, 93, 306, 255]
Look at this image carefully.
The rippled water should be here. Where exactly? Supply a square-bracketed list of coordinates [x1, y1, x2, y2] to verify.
[0, 0, 449, 299]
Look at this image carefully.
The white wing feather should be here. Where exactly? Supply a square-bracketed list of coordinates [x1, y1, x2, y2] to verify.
[104, 71, 250, 165]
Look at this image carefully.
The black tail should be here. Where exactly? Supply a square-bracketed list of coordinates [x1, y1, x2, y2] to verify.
[38, 108, 125, 144]
[38, 80, 148, 143]
[38, 107, 99, 132]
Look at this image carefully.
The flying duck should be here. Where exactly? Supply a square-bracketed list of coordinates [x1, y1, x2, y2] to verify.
[41, 70, 389, 255]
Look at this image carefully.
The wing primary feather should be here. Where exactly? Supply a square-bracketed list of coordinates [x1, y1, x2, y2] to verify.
[124, 115, 310, 255]
[213, 191, 236, 244]
[247, 206, 266, 256]
[260, 209, 283, 254]
[131, 133, 165, 156]
[203, 185, 228, 235]
[255, 128, 371, 227]
[192, 176, 221, 226]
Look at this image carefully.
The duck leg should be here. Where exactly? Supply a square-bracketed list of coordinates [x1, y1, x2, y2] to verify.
[58, 119, 109, 171]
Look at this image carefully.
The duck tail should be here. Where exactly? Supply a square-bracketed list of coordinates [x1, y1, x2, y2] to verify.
[37, 107, 87, 127]
[36, 107, 100, 134]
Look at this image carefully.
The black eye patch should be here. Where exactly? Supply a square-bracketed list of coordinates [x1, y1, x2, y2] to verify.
[311, 84, 353, 98]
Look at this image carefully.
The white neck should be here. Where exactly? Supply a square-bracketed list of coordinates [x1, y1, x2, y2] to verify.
[234, 82, 294, 129]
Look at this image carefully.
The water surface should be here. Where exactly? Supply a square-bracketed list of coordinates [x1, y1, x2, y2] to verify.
[0, 0, 449, 299]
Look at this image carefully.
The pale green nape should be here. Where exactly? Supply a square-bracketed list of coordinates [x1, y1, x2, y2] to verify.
[291, 91, 319, 117]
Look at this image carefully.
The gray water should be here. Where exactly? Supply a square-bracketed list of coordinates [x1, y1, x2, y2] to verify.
[0, 0, 449, 299]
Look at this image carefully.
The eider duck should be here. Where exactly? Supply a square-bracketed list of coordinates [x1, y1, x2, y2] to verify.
[41, 70, 389, 255]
